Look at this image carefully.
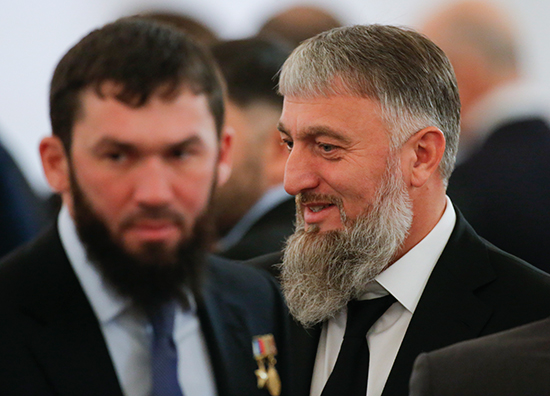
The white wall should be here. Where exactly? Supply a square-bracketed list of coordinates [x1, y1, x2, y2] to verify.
[1, 0, 549, 193]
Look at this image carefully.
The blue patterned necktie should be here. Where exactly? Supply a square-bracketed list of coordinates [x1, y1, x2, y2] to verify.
[149, 302, 184, 396]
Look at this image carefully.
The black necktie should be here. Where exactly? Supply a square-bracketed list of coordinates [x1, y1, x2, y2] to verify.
[321, 295, 396, 396]
[149, 302, 185, 396]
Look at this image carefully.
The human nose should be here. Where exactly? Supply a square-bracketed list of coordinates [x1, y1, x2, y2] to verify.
[133, 158, 174, 206]
[284, 146, 320, 196]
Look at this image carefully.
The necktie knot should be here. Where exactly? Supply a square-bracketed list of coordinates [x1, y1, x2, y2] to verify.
[321, 294, 396, 396]
[344, 294, 396, 338]
[150, 302, 177, 343]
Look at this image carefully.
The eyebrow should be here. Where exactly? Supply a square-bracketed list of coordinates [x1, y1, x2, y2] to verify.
[93, 135, 204, 152]
[277, 121, 353, 145]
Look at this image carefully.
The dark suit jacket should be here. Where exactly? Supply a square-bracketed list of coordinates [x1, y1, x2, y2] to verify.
[0, 143, 54, 258]
[219, 196, 295, 261]
[448, 117, 550, 272]
[409, 316, 550, 396]
[0, 226, 291, 396]
[248, 210, 550, 396]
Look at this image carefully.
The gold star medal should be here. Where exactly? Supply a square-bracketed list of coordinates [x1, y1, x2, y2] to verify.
[252, 334, 281, 396]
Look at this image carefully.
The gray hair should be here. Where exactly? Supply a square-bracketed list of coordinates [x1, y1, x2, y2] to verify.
[279, 24, 461, 184]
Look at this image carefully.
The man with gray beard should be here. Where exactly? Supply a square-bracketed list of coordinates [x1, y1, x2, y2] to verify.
[248, 24, 550, 396]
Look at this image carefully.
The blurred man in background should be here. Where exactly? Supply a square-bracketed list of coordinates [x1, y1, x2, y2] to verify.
[134, 9, 219, 45]
[257, 5, 343, 48]
[409, 314, 550, 395]
[422, 0, 550, 272]
[210, 38, 294, 260]
[0, 137, 54, 257]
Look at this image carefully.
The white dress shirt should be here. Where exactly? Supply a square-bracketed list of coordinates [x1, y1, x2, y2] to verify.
[310, 196, 456, 396]
[57, 206, 217, 396]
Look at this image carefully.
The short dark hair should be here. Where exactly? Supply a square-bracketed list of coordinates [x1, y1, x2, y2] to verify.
[210, 38, 291, 108]
[50, 18, 225, 151]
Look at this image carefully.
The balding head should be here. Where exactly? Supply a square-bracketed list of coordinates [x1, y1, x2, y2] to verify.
[421, 1, 520, 126]
[258, 5, 343, 48]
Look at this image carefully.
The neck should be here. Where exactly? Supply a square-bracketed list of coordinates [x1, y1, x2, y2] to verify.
[395, 190, 447, 261]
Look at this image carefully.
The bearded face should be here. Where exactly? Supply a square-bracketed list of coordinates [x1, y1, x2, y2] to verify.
[280, 154, 413, 327]
[70, 165, 214, 314]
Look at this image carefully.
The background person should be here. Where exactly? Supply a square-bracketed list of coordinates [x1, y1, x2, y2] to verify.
[409, 315, 550, 396]
[210, 37, 294, 261]
[422, 0, 550, 272]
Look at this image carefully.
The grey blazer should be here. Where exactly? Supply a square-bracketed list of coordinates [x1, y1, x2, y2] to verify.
[409, 316, 550, 396]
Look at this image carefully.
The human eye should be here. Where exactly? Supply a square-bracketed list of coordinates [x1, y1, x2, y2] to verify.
[280, 137, 294, 152]
[318, 142, 337, 153]
[102, 149, 128, 163]
[169, 147, 189, 159]
[166, 141, 203, 162]
[316, 140, 342, 159]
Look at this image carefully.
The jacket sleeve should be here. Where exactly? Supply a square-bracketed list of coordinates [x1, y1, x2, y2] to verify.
[408, 353, 434, 396]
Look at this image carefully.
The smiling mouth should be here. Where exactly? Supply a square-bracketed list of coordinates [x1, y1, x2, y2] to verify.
[309, 204, 333, 213]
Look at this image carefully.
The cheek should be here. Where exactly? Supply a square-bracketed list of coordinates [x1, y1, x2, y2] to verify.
[71, 162, 130, 219]
[324, 169, 381, 217]
[174, 163, 218, 214]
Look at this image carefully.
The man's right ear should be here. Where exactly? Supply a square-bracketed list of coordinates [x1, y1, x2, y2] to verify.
[39, 136, 70, 194]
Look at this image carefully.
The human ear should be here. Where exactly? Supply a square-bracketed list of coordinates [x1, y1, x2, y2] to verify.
[39, 136, 70, 194]
[216, 125, 234, 187]
[402, 127, 446, 188]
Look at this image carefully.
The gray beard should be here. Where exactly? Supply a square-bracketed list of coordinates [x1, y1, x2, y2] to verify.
[280, 155, 413, 328]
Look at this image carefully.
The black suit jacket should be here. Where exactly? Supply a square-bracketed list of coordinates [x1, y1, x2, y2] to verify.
[409, 316, 550, 396]
[448, 117, 550, 272]
[219, 196, 295, 261]
[248, 210, 550, 396]
[0, 226, 291, 396]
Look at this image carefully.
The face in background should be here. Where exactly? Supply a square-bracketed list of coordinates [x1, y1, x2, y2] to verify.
[40, 83, 231, 311]
[211, 101, 271, 236]
[279, 94, 413, 326]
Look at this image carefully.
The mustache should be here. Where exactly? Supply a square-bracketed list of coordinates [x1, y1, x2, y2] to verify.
[296, 192, 348, 227]
[297, 192, 343, 206]
[119, 206, 186, 229]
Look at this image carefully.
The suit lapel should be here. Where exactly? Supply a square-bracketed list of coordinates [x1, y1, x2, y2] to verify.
[197, 264, 263, 396]
[289, 321, 321, 396]
[19, 228, 122, 396]
[382, 211, 497, 396]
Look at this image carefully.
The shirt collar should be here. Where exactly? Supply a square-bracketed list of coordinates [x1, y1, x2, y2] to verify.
[58, 205, 131, 324]
[366, 196, 456, 313]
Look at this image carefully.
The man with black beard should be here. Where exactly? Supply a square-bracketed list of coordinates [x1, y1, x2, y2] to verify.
[0, 19, 290, 396]
[249, 24, 550, 396]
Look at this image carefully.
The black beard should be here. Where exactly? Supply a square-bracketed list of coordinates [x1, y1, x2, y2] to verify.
[70, 171, 213, 315]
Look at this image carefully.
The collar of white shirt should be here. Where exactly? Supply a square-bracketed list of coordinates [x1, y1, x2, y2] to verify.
[369, 195, 456, 312]
[58, 205, 130, 323]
